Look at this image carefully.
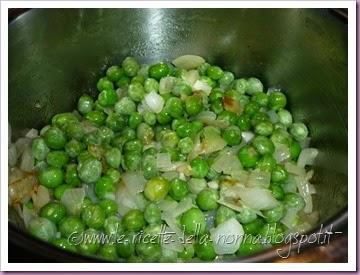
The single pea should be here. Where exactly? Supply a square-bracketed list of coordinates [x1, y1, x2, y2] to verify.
[185, 95, 203, 117]
[238, 145, 260, 169]
[175, 121, 193, 138]
[82, 197, 93, 211]
[160, 130, 179, 148]
[65, 122, 85, 141]
[51, 113, 78, 130]
[271, 129, 292, 146]
[252, 136, 275, 155]
[144, 176, 170, 202]
[156, 108, 172, 125]
[105, 147, 121, 169]
[105, 112, 126, 132]
[206, 65, 224, 80]
[98, 89, 118, 107]
[172, 79, 192, 96]
[178, 137, 193, 155]
[43, 127, 67, 150]
[233, 78, 248, 94]
[237, 237, 263, 256]
[38, 166, 64, 189]
[142, 154, 158, 180]
[217, 110, 238, 126]
[289, 122, 309, 141]
[222, 125, 242, 146]
[166, 97, 184, 118]
[200, 75, 217, 88]
[28, 217, 57, 242]
[40, 202, 67, 224]
[124, 151, 142, 171]
[114, 97, 136, 115]
[32, 138, 50, 161]
[97, 77, 114, 92]
[237, 114, 251, 131]
[106, 65, 124, 82]
[52, 238, 77, 253]
[148, 62, 170, 80]
[96, 126, 114, 144]
[136, 241, 162, 262]
[116, 234, 135, 259]
[124, 139, 143, 153]
[138, 123, 155, 145]
[263, 203, 285, 223]
[81, 204, 106, 229]
[196, 188, 219, 211]
[181, 208, 206, 235]
[219, 71, 235, 89]
[99, 244, 119, 261]
[237, 207, 257, 224]
[78, 95, 94, 115]
[277, 109, 293, 127]
[178, 244, 195, 261]
[128, 113, 142, 129]
[169, 178, 189, 201]
[144, 78, 159, 93]
[215, 206, 236, 226]
[78, 157, 102, 183]
[246, 77, 263, 95]
[190, 158, 209, 178]
[256, 154, 276, 172]
[210, 99, 224, 114]
[171, 118, 186, 131]
[271, 164, 288, 183]
[104, 215, 123, 236]
[268, 91, 287, 110]
[194, 235, 216, 261]
[128, 83, 145, 102]
[198, 62, 210, 75]
[78, 228, 101, 255]
[59, 216, 85, 238]
[270, 183, 285, 200]
[251, 92, 268, 107]
[95, 176, 116, 200]
[251, 112, 270, 127]
[290, 140, 302, 160]
[65, 140, 85, 158]
[85, 110, 106, 126]
[122, 57, 140, 77]
[209, 88, 224, 102]
[242, 218, 265, 235]
[244, 101, 260, 117]
[105, 168, 121, 184]
[255, 121, 274, 136]
[143, 112, 157, 126]
[131, 75, 145, 85]
[144, 203, 161, 225]
[122, 209, 145, 232]
[116, 75, 131, 89]
[284, 193, 306, 211]
[99, 199, 119, 217]
[54, 184, 71, 200]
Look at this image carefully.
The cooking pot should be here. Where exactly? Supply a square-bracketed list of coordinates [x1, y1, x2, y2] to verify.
[8, 8, 348, 263]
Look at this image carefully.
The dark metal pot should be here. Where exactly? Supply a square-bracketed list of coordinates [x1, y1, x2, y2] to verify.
[8, 8, 348, 263]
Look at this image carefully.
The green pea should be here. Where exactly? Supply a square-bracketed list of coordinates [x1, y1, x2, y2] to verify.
[122, 57, 140, 77]
[210, 99, 224, 114]
[190, 158, 209, 178]
[237, 237, 263, 256]
[116, 75, 131, 89]
[32, 138, 50, 161]
[124, 151, 142, 171]
[114, 97, 136, 115]
[160, 129, 179, 148]
[136, 241, 162, 262]
[106, 65, 124, 82]
[105, 147, 121, 169]
[54, 184, 71, 200]
[99, 244, 118, 261]
[52, 238, 77, 253]
[85, 110, 106, 126]
[172, 79, 192, 96]
[95, 176, 116, 200]
[122, 209, 145, 232]
[252, 136, 275, 155]
[98, 89, 118, 107]
[251, 112, 270, 127]
[209, 88, 224, 102]
[104, 215, 123, 236]
[256, 154, 276, 172]
[65, 140, 84, 158]
[215, 205, 236, 226]
[38, 166, 64, 189]
[178, 137, 193, 155]
[144, 203, 161, 225]
[244, 101, 260, 117]
[271, 164, 288, 183]
[171, 118, 186, 131]
[142, 154, 158, 180]
[65, 122, 85, 141]
[106, 112, 127, 132]
[105, 168, 121, 184]
[59, 216, 85, 238]
[277, 109, 293, 127]
[28, 217, 57, 242]
[290, 122, 309, 141]
[82, 197, 93, 211]
[116, 234, 135, 259]
[219, 71, 235, 89]
[128, 113, 142, 129]
[246, 77, 263, 95]
[198, 62, 210, 76]
[81, 204, 106, 229]
[242, 218, 265, 235]
[97, 77, 114, 92]
[40, 202, 67, 224]
[144, 176, 170, 202]
[65, 164, 81, 186]
[97, 126, 114, 144]
[270, 183, 285, 200]
[169, 178, 189, 201]
[263, 203, 285, 223]
[148, 62, 170, 80]
[79, 228, 101, 255]
[78, 157, 102, 183]
[185, 95, 203, 116]
[238, 145, 259, 169]
[128, 83, 145, 102]
[176, 121, 193, 138]
[255, 121, 274, 136]
[222, 125, 242, 146]
[271, 129, 292, 146]
[43, 127, 67, 150]
[156, 108, 172, 125]
[237, 114, 251, 131]
[143, 112, 157, 126]
[290, 140, 302, 160]
[268, 91, 287, 110]
[194, 235, 216, 261]
[78, 95, 94, 115]
[233, 78, 248, 94]
[206, 65, 224, 80]
[99, 199, 118, 217]
[217, 110, 238, 126]
[196, 188, 219, 211]
[166, 97, 184, 118]
[52, 113, 78, 130]
[181, 208, 206, 235]
[144, 78, 159, 93]
[284, 193, 306, 211]
[124, 139, 143, 153]
[178, 244, 195, 261]
[251, 92, 268, 107]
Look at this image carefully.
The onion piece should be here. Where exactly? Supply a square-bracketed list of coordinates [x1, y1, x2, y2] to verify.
[247, 170, 271, 188]
[284, 161, 306, 176]
[192, 80, 212, 95]
[188, 178, 207, 194]
[182, 70, 199, 86]
[161, 225, 184, 252]
[9, 168, 37, 205]
[273, 143, 291, 163]
[15, 137, 32, 156]
[267, 110, 279, 124]
[32, 185, 50, 210]
[211, 149, 242, 175]
[158, 199, 178, 214]
[116, 183, 139, 215]
[281, 207, 298, 229]
[172, 55, 205, 70]
[20, 147, 35, 172]
[210, 218, 244, 255]
[192, 111, 228, 129]
[297, 148, 319, 168]
[159, 76, 177, 94]
[156, 153, 173, 171]
[296, 176, 314, 214]
[8, 144, 18, 167]
[60, 187, 85, 216]
[200, 126, 227, 155]
[22, 204, 35, 228]
[237, 187, 279, 210]
[241, 131, 255, 143]
[144, 91, 165, 113]
[122, 172, 146, 195]
[83, 183, 98, 203]
[25, 128, 39, 139]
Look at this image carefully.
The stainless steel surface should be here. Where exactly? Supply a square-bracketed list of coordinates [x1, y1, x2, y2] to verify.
[8, 8, 348, 261]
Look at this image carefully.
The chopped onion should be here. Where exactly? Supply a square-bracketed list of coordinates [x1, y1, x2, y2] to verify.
[25, 128, 39, 139]
[182, 70, 199, 86]
[161, 226, 184, 252]
[116, 183, 139, 215]
[284, 161, 306, 176]
[32, 185, 50, 210]
[137, 101, 152, 114]
[81, 121, 98, 134]
[247, 170, 271, 188]
[281, 207, 298, 229]
[188, 178, 207, 194]
[283, 175, 298, 193]
[39, 125, 51, 136]
[192, 80, 212, 95]
[158, 199, 178, 214]
[83, 183, 98, 203]
[172, 55, 205, 70]
[144, 91, 165, 113]
[296, 176, 314, 214]
[210, 218, 244, 255]
[299, 137, 311, 149]
[134, 193, 147, 211]
[192, 111, 228, 129]
[200, 126, 227, 155]
[22, 205, 35, 228]
[218, 199, 244, 212]
[241, 131, 255, 143]
[159, 76, 177, 94]
[207, 181, 219, 190]
[9, 168, 37, 205]
[161, 171, 179, 181]
[19, 147, 35, 172]
[238, 187, 279, 210]
[171, 197, 193, 217]
[156, 153, 173, 171]
[122, 172, 146, 195]
[205, 210, 216, 230]
[8, 144, 18, 167]
[273, 143, 291, 163]
[15, 137, 32, 156]
[297, 148, 319, 168]
[267, 110, 279, 124]
[211, 149, 242, 175]
[60, 187, 85, 216]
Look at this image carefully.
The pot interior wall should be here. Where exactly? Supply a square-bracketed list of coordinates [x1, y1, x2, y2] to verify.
[9, 8, 347, 228]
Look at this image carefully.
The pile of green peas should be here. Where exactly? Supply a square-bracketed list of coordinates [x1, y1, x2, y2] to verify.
[23, 55, 312, 262]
